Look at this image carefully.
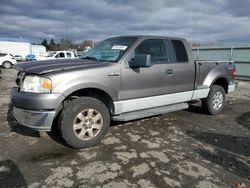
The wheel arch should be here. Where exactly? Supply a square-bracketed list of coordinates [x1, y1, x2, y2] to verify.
[62, 87, 115, 115]
[211, 77, 229, 93]
[202, 67, 230, 93]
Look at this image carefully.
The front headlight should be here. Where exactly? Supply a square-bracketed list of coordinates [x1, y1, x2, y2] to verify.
[21, 76, 52, 93]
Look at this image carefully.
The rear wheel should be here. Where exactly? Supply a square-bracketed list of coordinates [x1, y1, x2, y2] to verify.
[59, 97, 110, 149]
[202, 85, 225, 115]
[2, 61, 12, 69]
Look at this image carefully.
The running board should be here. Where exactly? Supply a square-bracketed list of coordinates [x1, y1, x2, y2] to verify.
[112, 103, 188, 122]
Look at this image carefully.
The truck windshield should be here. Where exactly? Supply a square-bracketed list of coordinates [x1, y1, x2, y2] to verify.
[46, 52, 57, 57]
[81, 37, 138, 62]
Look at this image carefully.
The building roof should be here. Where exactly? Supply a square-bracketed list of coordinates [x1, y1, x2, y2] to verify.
[192, 42, 250, 49]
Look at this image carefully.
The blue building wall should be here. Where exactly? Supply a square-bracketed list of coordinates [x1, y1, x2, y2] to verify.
[192, 44, 250, 80]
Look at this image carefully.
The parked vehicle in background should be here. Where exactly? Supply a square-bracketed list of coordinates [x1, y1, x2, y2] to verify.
[36, 51, 78, 61]
[84, 46, 92, 52]
[11, 35, 236, 149]
[25, 54, 36, 61]
[0, 53, 17, 68]
[14, 55, 24, 62]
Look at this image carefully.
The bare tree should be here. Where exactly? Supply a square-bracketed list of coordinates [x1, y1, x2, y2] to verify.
[39, 38, 96, 51]
[78, 40, 95, 51]
[47, 38, 57, 51]
[59, 37, 75, 50]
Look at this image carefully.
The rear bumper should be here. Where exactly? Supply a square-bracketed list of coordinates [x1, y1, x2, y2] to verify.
[228, 83, 237, 93]
[13, 107, 55, 131]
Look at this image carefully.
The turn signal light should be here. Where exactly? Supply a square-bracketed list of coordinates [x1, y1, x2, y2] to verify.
[232, 68, 236, 80]
[43, 79, 52, 89]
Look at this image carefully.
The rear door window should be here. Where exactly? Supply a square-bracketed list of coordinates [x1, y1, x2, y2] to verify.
[171, 40, 188, 62]
[66, 52, 72, 58]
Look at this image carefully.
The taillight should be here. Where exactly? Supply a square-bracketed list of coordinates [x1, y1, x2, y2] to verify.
[232, 67, 236, 80]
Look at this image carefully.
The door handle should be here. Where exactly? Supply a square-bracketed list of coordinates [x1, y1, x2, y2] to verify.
[108, 72, 120, 76]
[166, 69, 174, 75]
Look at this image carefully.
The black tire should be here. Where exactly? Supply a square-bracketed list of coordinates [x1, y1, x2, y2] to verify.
[202, 85, 226, 115]
[59, 97, 110, 149]
[3, 61, 12, 69]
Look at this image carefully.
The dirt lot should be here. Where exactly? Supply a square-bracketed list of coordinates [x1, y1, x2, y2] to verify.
[0, 68, 249, 188]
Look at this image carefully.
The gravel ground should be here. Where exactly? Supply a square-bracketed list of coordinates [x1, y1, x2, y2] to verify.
[0, 68, 249, 188]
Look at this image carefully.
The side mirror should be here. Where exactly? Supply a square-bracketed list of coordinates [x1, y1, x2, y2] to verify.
[129, 54, 152, 68]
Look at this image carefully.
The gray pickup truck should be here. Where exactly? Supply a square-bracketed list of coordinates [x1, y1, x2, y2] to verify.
[11, 35, 236, 148]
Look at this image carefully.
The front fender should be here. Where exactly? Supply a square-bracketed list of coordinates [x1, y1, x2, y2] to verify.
[61, 82, 117, 100]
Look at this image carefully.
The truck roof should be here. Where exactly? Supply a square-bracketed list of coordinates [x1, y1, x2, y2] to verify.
[111, 35, 186, 41]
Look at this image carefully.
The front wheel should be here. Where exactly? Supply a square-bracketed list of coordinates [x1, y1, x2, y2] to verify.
[59, 97, 110, 149]
[202, 85, 226, 115]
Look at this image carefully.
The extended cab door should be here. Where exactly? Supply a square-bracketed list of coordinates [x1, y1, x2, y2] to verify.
[168, 39, 195, 93]
[121, 39, 174, 100]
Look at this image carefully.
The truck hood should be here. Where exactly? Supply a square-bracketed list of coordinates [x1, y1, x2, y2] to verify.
[14, 59, 111, 74]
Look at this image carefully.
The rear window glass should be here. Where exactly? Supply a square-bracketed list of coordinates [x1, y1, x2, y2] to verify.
[172, 40, 188, 62]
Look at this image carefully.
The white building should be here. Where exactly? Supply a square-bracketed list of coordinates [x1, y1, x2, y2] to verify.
[31, 45, 46, 57]
[0, 40, 31, 58]
[0, 37, 46, 59]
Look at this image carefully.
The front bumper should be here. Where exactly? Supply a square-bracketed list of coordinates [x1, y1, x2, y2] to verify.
[13, 107, 56, 131]
[11, 87, 64, 110]
[10, 87, 64, 131]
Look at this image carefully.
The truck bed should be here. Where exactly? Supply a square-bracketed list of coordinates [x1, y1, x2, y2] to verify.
[195, 60, 234, 89]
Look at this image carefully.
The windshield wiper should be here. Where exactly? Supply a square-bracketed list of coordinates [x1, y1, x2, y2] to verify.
[82, 56, 117, 62]
[81, 56, 98, 61]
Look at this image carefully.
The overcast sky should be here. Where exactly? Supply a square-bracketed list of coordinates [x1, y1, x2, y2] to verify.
[0, 0, 250, 43]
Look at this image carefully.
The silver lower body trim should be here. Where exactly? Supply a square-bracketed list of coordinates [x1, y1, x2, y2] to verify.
[114, 91, 194, 114]
[113, 84, 234, 115]
[13, 107, 56, 131]
[192, 88, 210, 99]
